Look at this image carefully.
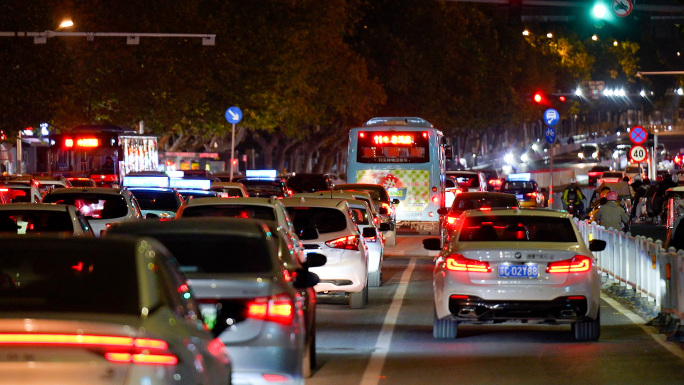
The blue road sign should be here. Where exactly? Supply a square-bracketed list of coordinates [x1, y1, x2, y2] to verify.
[544, 126, 557, 144]
[544, 108, 560, 126]
[225, 107, 242, 124]
[629, 125, 647, 145]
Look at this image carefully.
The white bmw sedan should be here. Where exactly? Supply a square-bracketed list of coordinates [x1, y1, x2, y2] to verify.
[424, 208, 606, 341]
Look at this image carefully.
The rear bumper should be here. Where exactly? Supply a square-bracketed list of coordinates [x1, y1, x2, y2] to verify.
[311, 255, 367, 293]
[444, 295, 592, 323]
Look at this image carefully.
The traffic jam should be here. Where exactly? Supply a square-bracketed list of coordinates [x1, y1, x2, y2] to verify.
[1, 117, 684, 384]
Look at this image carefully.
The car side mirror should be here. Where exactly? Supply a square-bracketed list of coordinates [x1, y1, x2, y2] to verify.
[423, 238, 442, 250]
[379, 207, 389, 215]
[293, 269, 319, 289]
[589, 239, 606, 252]
[299, 226, 319, 240]
[437, 208, 449, 215]
[304, 252, 327, 268]
[362, 227, 377, 238]
[379, 223, 391, 232]
[392, 199, 400, 205]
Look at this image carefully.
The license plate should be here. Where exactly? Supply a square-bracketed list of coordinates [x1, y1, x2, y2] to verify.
[498, 264, 538, 278]
[515, 194, 524, 200]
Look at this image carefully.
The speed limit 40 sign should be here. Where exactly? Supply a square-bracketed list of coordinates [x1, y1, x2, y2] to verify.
[629, 144, 647, 163]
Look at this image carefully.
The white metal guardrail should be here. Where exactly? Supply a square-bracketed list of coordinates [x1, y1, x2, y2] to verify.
[576, 219, 684, 341]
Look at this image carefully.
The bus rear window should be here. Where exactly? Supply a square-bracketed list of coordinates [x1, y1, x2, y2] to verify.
[356, 131, 429, 163]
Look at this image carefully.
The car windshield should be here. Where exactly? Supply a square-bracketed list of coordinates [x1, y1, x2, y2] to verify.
[0, 210, 73, 234]
[182, 204, 276, 220]
[503, 181, 536, 190]
[287, 176, 329, 193]
[452, 196, 518, 212]
[449, 175, 480, 188]
[350, 207, 370, 225]
[458, 215, 577, 242]
[130, 190, 180, 211]
[139, 233, 273, 274]
[43, 193, 129, 219]
[0, 249, 139, 314]
[239, 180, 286, 197]
[286, 206, 348, 234]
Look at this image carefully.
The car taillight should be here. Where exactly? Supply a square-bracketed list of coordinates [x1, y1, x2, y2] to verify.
[488, 179, 502, 188]
[247, 293, 294, 325]
[325, 234, 359, 250]
[526, 192, 537, 198]
[432, 195, 440, 204]
[446, 214, 459, 227]
[546, 255, 592, 273]
[444, 254, 491, 273]
[0, 333, 177, 365]
[587, 172, 602, 177]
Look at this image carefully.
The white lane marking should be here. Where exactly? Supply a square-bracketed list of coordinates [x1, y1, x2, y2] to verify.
[359, 258, 417, 385]
[602, 294, 684, 360]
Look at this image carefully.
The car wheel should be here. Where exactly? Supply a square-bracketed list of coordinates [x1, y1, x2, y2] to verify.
[368, 269, 382, 287]
[433, 310, 458, 339]
[573, 309, 600, 341]
[349, 284, 368, 309]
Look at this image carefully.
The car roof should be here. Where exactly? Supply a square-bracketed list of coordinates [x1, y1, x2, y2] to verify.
[463, 207, 569, 219]
[184, 197, 279, 207]
[108, 217, 272, 238]
[454, 192, 518, 199]
[280, 196, 349, 209]
[47, 187, 125, 195]
[0, 203, 73, 212]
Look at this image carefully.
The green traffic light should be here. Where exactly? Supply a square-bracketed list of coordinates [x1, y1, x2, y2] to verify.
[592, 3, 608, 19]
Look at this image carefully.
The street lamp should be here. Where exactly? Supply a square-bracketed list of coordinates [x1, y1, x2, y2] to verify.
[59, 20, 74, 29]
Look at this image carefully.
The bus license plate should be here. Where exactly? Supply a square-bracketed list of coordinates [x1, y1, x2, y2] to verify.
[498, 264, 538, 278]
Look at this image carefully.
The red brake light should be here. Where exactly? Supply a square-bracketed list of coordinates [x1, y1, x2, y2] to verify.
[0, 333, 176, 365]
[546, 255, 592, 273]
[446, 214, 459, 226]
[325, 234, 359, 250]
[445, 254, 491, 273]
[432, 195, 440, 204]
[587, 171, 603, 177]
[526, 192, 537, 198]
[247, 293, 294, 325]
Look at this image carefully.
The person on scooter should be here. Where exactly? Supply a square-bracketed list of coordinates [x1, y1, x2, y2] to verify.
[595, 191, 630, 232]
[562, 179, 585, 217]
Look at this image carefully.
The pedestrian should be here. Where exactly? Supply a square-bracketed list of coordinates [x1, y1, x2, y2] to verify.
[594, 191, 630, 231]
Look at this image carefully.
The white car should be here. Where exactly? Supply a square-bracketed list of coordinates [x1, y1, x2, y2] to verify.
[424, 208, 606, 341]
[346, 199, 389, 287]
[210, 181, 250, 197]
[281, 197, 370, 308]
[296, 190, 387, 287]
[41, 187, 143, 236]
[0, 236, 232, 385]
[0, 203, 94, 236]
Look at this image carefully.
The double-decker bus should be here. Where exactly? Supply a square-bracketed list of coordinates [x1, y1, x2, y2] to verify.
[346, 117, 447, 233]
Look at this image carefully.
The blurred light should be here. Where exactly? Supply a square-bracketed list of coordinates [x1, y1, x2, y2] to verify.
[531, 143, 539, 151]
[678, 52, 681, 57]
[504, 153, 514, 164]
[559, 95, 566, 102]
[533, 93, 542, 103]
[546, 32, 553, 38]
[59, 20, 74, 28]
[522, 30, 530, 36]
[640, 90, 646, 97]
[40, 123, 49, 136]
[604, 89, 614, 96]
[591, 35, 598, 41]
[575, 88, 583, 96]
[678, 88, 684, 96]
[520, 153, 529, 163]
[592, 4, 608, 19]
[613, 41, 618, 46]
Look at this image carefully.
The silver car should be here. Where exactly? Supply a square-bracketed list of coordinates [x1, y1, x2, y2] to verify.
[424, 208, 606, 341]
[105, 218, 320, 385]
[0, 203, 94, 236]
[0, 236, 232, 385]
[42, 187, 143, 236]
